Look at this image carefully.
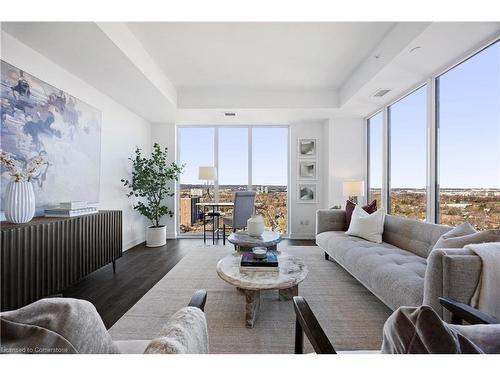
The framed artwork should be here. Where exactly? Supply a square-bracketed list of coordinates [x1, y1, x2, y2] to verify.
[0, 60, 102, 214]
[298, 138, 317, 157]
[298, 160, 317, 180]
[297, 183, 317, 203]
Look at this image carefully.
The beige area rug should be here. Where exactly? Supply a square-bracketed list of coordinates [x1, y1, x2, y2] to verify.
[109, 244, 391, 353]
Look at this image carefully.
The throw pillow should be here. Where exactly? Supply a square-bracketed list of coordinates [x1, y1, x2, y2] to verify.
[344, 199, 377, 231]
[346, 205, 385, 243]
[433, 222, 476, 249]
[381, 305, 483, 354]
[434, 228, 500, 250]
[0, 298, 119, 354]
[381, 305, 500, 354]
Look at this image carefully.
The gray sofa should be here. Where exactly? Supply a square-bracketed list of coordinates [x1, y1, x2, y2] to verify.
[316, 210, 482, 320]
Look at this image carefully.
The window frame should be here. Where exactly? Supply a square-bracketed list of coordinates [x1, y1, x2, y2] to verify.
[365, 36, 500, 224]
[176, 124, 290, 237]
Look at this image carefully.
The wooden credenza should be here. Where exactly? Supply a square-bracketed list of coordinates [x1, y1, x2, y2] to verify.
[0, 210, 122, 311]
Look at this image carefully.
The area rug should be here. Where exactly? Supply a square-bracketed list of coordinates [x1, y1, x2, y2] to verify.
[109, 244, 391, 353]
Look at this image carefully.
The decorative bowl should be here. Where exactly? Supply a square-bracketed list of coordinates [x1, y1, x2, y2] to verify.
[252, 247, 267, 259]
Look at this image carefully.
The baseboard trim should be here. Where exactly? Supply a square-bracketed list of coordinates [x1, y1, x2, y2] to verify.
[123, 237, 145, 251]
[288, 233, 315, 240]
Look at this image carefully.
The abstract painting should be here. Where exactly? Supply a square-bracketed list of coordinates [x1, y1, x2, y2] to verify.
[298, 138, 317, 157]
[298, 183, 316, 203]
[299, 161, 316, 179]
[0, 60, 101, 214]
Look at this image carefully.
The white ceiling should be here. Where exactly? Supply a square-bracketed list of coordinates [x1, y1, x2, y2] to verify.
[126, 22, 395, 90]
[1, 22, 499, 121]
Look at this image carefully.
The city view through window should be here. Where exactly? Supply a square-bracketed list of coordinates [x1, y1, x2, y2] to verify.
[178, 127, 288, 235]
[437, 41, 499, 229]
[368, 41, 499, 229]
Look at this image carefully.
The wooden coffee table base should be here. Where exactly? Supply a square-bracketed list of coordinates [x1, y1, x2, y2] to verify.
[243, 286, 299, 328]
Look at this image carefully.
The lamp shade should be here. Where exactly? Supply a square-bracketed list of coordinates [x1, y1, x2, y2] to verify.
[198, 166, 217, 181]
[343, 181, 365, 197]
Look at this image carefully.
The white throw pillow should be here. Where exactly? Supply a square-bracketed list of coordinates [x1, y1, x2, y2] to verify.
[346, 205, 385, 243]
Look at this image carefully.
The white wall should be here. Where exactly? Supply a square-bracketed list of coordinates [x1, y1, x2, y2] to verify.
[327, 117, 366, 208]
[1, 31, 153, 250]
[289, 120, 329, 239]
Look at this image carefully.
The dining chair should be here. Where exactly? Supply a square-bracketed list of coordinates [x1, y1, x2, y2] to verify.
[222, 191, 257, 245]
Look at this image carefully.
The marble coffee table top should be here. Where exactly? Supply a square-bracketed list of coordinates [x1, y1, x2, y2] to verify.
[216, 252, 308, 291]
[227, 230, 282, 248]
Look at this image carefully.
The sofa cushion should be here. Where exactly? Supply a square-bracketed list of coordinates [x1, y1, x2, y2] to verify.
[383, 215, 451, 258]
[318, 231, 427, 309]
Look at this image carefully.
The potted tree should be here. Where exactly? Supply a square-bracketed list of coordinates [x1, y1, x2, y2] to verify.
[122, 143, 183, 247]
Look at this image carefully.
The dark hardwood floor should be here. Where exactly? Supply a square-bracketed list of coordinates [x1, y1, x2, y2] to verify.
[62, 238, 315, 328]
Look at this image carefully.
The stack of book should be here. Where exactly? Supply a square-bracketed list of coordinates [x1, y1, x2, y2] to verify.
[240, 252, 279, 273]
[45, 201, 98, 218]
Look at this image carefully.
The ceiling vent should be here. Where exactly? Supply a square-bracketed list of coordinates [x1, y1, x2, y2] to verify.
[224, 112, 236, 117]
[372, 89, 391, 98]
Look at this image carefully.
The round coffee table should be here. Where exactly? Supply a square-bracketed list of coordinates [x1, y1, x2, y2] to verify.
[216, 252, 308, 328]
[227, 230, 281, 251]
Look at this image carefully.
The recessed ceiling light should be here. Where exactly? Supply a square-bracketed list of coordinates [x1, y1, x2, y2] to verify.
[409, 46, 422, 53]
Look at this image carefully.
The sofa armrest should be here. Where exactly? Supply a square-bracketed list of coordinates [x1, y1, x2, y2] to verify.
[424, 249, 482, 322]
[316, 209, 346, 235]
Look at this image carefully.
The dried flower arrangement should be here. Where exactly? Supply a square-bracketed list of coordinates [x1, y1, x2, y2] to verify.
[0, 150, 48, 182]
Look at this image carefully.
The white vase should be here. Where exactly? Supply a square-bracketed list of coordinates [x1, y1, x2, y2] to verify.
[247, 214, 265, 237]
[146, 225, 167, 247]
[4, 181, 36, 224]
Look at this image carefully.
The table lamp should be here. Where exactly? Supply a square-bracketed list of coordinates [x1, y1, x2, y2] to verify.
[343, 181, 365, 204]
[198, 166, 217, 200]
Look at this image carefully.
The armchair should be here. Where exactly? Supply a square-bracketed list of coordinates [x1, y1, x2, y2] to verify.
[293, 296, 499, 354]
[0, 290, 208, 354]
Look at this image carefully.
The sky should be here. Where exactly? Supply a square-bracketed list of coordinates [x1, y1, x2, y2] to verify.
[179, 126, 288, 186]
[370, 40, 499, 190]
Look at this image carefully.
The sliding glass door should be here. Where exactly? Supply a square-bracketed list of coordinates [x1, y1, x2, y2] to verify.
[177, 126, 289, 235]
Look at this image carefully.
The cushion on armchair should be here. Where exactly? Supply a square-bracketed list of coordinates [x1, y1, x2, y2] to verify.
[144, 306, 208, 354]
[381, 305, 500, 354]
[0, 298, 119, 354]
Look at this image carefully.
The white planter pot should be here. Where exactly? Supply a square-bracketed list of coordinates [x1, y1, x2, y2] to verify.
[247, 214, 265, 237]
[146, 225, 167, 247]
[5, 181, 35, 224]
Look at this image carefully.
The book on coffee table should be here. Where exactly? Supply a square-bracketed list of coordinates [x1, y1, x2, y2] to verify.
[240, 252, 279, 272]
[240, 252, 278, 267]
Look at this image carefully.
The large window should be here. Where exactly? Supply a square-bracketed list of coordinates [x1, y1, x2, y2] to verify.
[252, 127, 288, 233]
[437, 41, 500, 229]
[389, 86, 427, 220]
[178, 127, 214, 234]
[366, 39, 499, 230]
[368, 112, 383, 206]
[178, 126, 289, 235]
